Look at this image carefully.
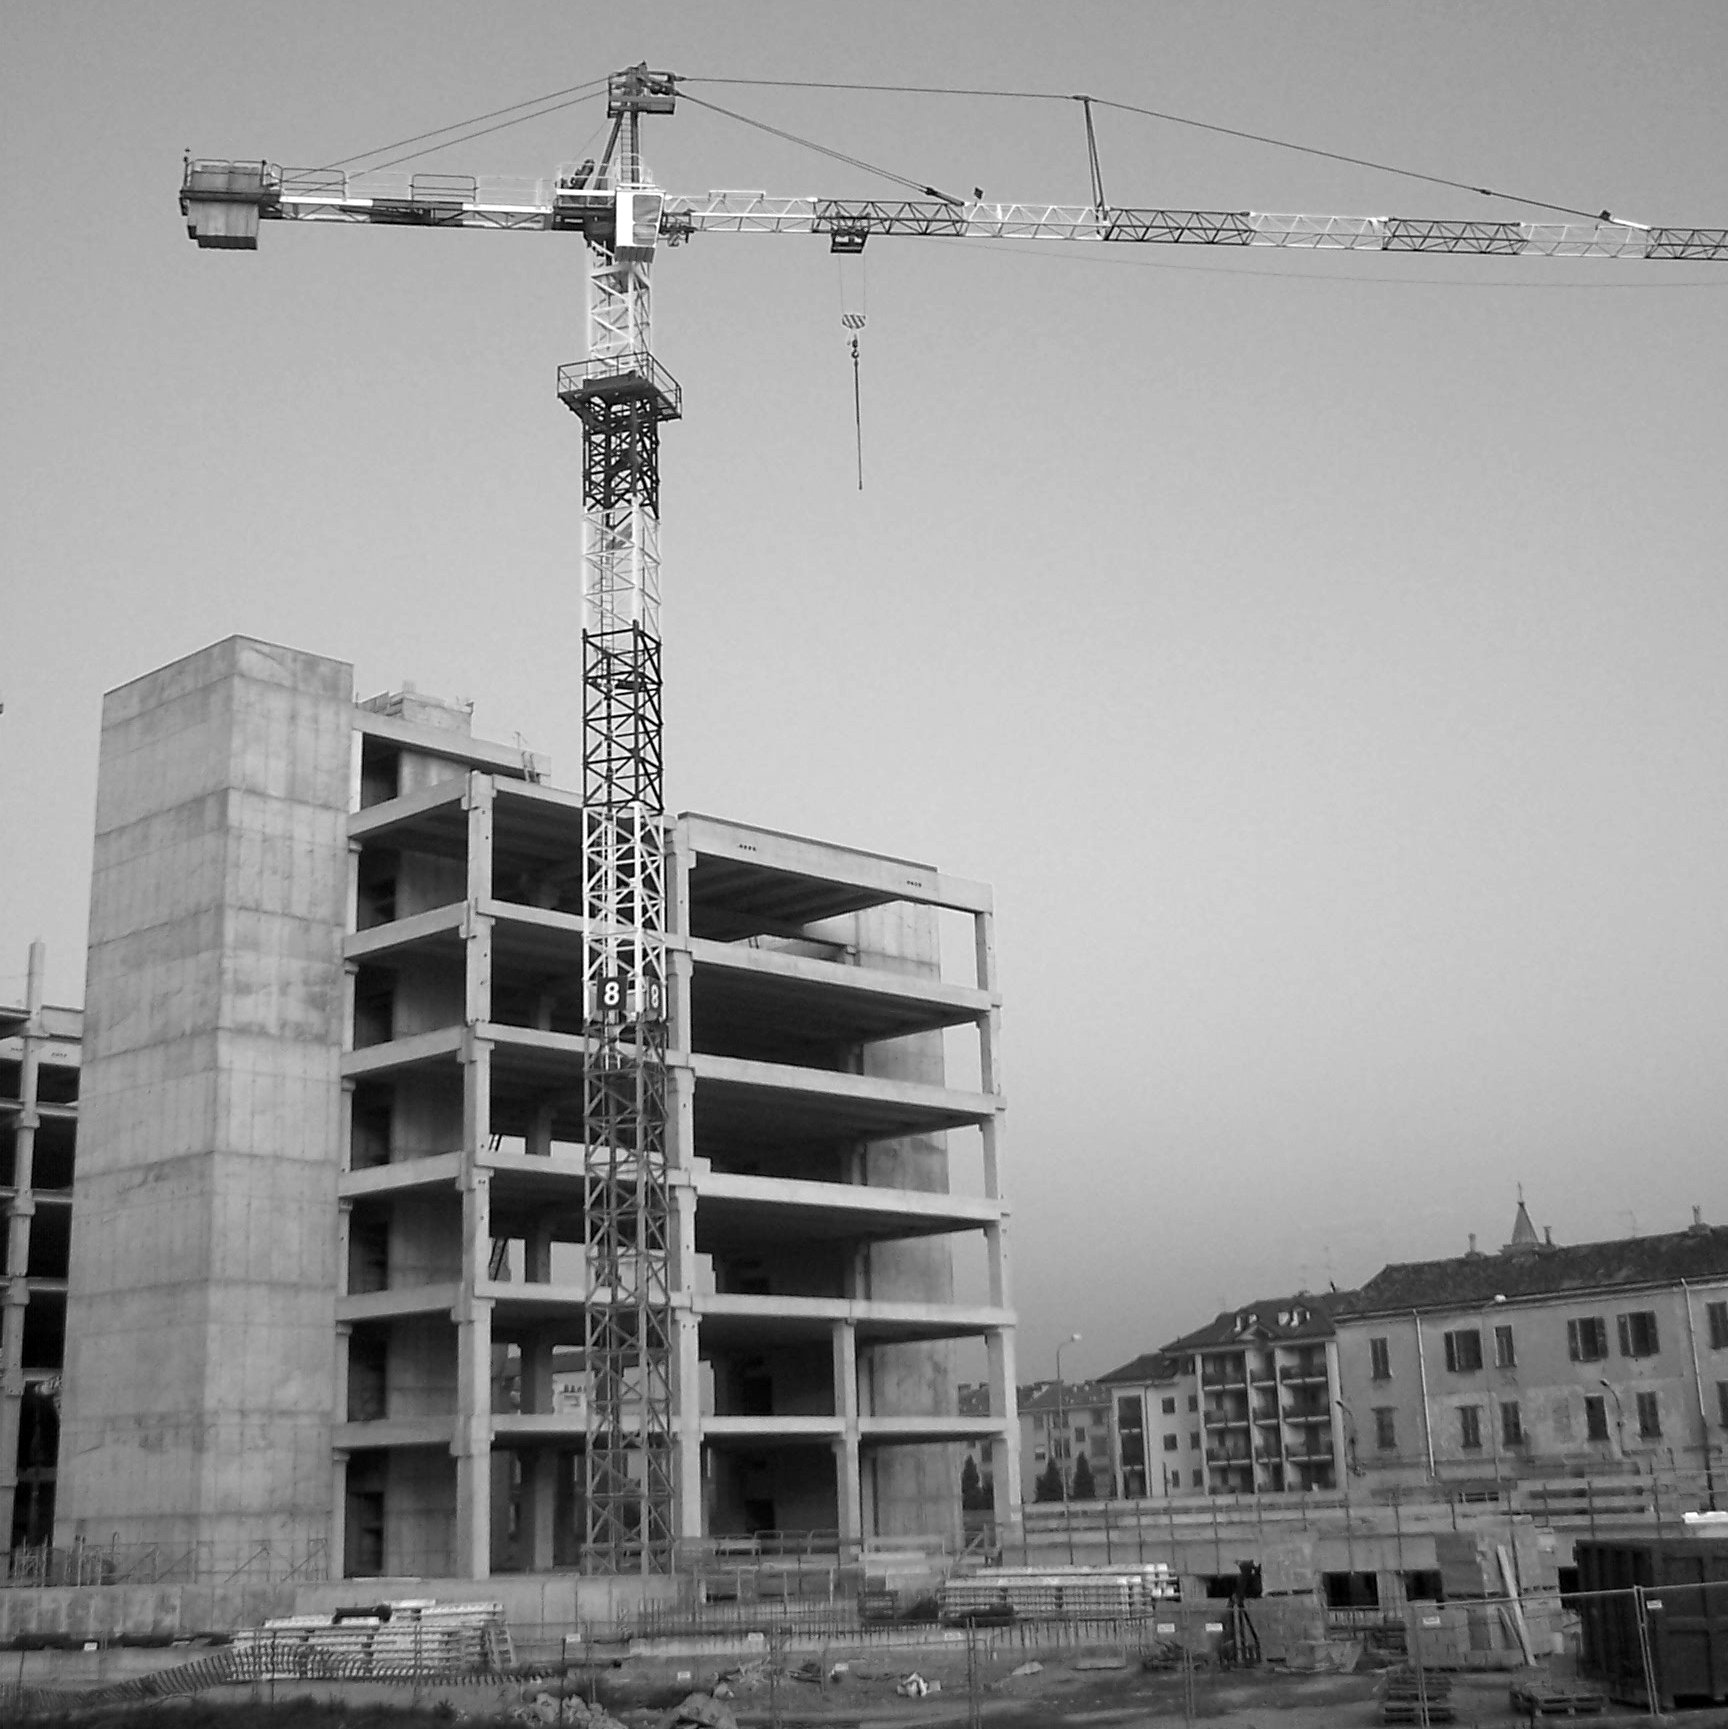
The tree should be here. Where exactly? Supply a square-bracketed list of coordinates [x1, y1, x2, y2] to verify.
[1072, 1453, 1096, 1501]
[1033, 1459, 1064, 1503]
[960, 1453, 991, 1510]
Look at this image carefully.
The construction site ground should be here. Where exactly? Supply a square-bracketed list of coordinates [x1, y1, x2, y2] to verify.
[8, 1656, 1728, 1729]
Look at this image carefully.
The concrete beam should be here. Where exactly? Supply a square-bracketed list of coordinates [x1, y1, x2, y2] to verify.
[341, 1027, 465, 1078]
[354, 710, 537, 780]
[339, 1153, 462, 1199]
[695, 1167, 1003, 1245]
[332, 1417, 454, 1449]
[683, 814, 992, 914]
[699, 1294, 1012, 1347]
[335, 1283, 460, 1323]
[347, 777, 469, 842]
[344, 902, 466, 962]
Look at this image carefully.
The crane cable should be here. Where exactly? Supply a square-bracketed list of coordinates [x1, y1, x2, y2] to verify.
[839, 254, 868, 490]
[683, 74, 1623, 225]
[311, 76, 610, 175]
[676, 88, 966, 204]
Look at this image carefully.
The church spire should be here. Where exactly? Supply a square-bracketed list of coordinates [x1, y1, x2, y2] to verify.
[1503, 1186, 1541, 1254]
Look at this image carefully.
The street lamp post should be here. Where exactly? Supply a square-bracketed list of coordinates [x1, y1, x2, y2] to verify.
[1056, 1332, 1082, 1506]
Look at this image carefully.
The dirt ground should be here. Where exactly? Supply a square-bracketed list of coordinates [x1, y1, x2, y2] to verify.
[11, 1659, 1728, 1729]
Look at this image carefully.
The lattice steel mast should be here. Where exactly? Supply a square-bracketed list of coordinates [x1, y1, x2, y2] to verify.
[553, 65, 681, 1575]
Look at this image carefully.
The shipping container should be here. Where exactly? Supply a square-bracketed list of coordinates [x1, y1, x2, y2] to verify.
[1575, 1538, 1728, 1708]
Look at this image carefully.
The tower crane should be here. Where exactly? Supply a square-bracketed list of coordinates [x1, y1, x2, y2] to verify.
[179, 63, 1728, 1575]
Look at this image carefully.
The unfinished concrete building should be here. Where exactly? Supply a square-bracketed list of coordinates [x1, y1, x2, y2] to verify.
[1, 944, 81, 1549]
[56, 636, 1018, 1579]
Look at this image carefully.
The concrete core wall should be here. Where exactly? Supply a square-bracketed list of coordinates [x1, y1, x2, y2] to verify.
[854, 904, 959, 1545]
[57, 637, 352, 1552]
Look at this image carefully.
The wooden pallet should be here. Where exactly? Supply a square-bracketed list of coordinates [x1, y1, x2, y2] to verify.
[1382, 1703, 1457, 1724]
[1510, 1681, 1607, 1717]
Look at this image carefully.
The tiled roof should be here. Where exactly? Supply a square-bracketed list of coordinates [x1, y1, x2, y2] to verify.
[957, 1383, 993, 1418]
[1337, 1224, 1728, 1318]
[1017, 1379, 1110, 1416]
[1164, 1292, 1342, 1352]
[1098, 1351, 1182, 1387]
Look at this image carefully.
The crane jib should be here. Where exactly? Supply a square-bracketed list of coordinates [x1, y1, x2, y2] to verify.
[181, 163, 1728, 260]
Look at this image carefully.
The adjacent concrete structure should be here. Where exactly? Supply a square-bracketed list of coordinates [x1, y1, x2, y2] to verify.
[56, 637, 1018, 1579]
[1, 944, 81, 1547]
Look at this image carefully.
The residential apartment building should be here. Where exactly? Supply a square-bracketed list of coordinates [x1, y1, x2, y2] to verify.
[1333, 1203, 1728, 1489]
[0, 944, 80, 1548]
[55, 636, 1018, 1579]
[1098, 1352, 1203, 1498]
[1177, 1297, 1344, 1494]
[1017, 1379, 1113, 1500]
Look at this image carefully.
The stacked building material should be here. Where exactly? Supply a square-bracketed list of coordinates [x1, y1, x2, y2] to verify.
[229, 1601, 512, 1678]
[939, 1564, 1177, 1623]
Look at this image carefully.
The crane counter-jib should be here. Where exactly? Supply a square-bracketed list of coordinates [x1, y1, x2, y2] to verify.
[180, 161, 1728, 257]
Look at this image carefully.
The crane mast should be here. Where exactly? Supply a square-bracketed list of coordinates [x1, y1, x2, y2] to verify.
[556, 66, 680, 1575]
[177, 66, 1728, 1580]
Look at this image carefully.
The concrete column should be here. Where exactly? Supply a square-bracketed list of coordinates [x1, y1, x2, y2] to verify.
[833, 1322, 862, 1548]
[1, 941, 45, 1542]
[331, 1449, 350, 1578]
[988, 1324, 1021, 1531]
[972, 911, 1006, 1200]
[454, 1287, 494, 1580]
[674, 1310, 703, 1541]
[526, 1102, 554, 1159]
[525, 1220, 553, 1285]
[455, 1030, 493, 1578]
[529, 1448, 559, 1572]
[522, 1327, 554, 1414]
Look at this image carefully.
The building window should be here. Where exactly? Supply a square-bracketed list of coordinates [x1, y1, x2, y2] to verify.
[1369, 1337, 1391, 1381]
[1584, 1395, 1609, 1442]
[1188, 1394, 1199, 1412]
[1074, 1426, 1087, 1444]
[1034, 1447, 1046, 1463]
[1192, 1470, 1204, 1488]
[1707, 1301, 1728, 1350]
[1189, 1431, 1201, 1450]
[1717, 1382, 1728, 1428]
[1444, 1329, 1483, 1373]
[1636, 1392, 1661, 1439]
[1161, 1396, 1177, 1415]
[1568, 1317, 1608, 1362]
[1458, 1405, 1482, 1451]
[1494, 1325, 1516, 1369]
[1163, 1433, 1179, 1452]
[1374, 1407, 1397, 1451]
[1500, 1401, 1523, 1446]
[1617, 1311, 1660, 1359]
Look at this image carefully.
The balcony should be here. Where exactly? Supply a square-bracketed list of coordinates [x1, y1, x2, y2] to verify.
[1278, 1362, 1328, 1385]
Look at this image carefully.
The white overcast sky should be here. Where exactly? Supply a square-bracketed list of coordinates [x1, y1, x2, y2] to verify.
[3, 2, 1726, 1379]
